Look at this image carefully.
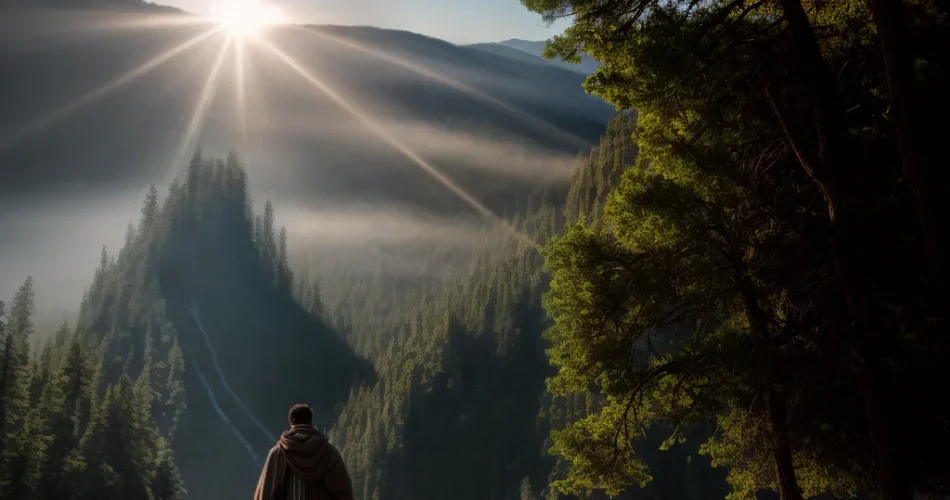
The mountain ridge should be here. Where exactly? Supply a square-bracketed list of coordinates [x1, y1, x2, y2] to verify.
[468, 38, 600, 75]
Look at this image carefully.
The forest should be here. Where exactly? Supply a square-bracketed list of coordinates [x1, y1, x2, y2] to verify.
[2, 0, 949, 498]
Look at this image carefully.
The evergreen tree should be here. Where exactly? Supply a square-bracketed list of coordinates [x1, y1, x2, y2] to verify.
[37, 334, 96, 500]
[278, 226, 292, 292]
[0, 278, 39, 495]
[163, 341, 186, 443]
[263, 199, 276, 261]
[79, 375, 155, 500]
[520, 476, 536, 500]
[521, 0, 950, 498]
[309, 277, 324, 319]
[141, 184, 160, 232]
[186, 148, 202, 218]
[152, 444, 185, 500]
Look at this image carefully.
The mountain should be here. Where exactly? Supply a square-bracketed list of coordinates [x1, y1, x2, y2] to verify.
[73, 152, 372, 499]
[468, 38, 600, 75]
[0, 10, 613, 220]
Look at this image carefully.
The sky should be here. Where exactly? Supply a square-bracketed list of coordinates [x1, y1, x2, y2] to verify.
[162, 0, 570, 44]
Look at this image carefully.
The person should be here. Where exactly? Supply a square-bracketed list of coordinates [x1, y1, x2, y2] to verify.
[254, 404, 355, 500]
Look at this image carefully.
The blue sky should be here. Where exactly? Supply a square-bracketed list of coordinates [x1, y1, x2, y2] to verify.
[164, 0, 571, 44]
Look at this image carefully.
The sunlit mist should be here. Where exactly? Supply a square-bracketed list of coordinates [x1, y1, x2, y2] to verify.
[166, 35, 232, 183]
[254, 37, 540, 249]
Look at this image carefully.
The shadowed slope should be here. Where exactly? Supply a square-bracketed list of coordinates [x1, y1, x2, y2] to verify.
[77, 151, 372, 500]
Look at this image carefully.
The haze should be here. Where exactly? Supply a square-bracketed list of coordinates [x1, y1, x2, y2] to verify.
[0, 8, 607, 317]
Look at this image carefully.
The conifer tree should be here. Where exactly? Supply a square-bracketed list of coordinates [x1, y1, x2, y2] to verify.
[278, 226, 292, 292]
[121, 222, 136, 260]
[37, 334, 96, 500]
[141, 184, 160, 232]
[163, 341, 186, 443]
[264, 199, 276, 263]
[309, 277, 325, 319]
[0, 277, 38, 495]
[186, 148, 202, 218]
[520, 477, 536, 500]
[152, 443, 186, 500]
[79, 375, 155, 499]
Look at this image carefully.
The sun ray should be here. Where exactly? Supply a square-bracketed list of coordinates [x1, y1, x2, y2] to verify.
[165, 35, 233, 183]
[0, 27, 222, 152]
[253, 37, 539, 249]
[68, 13, 211, 33]
[0, 10, 210, 42]
[291, 25, 593, 151]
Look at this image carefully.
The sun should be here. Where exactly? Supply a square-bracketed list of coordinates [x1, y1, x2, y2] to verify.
[209, 0, 287, 37]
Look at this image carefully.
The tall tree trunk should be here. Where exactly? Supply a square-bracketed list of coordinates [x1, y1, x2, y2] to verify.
[734, 259, 804, 500]
[869, 0, 946, 291]
[863, 357, 910, 500]
[770, 1, 913, 498]
[769, 391, 804, 500]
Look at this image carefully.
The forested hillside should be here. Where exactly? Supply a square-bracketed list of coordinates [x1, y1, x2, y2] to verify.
[321, 113, 726, 500]
[0, 152, 370, 500]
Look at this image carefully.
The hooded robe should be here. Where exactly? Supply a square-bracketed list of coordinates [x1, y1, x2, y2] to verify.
[254, 425, 354, 500]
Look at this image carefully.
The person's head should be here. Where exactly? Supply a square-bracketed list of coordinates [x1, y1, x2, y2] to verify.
[288, 403, 314, 427]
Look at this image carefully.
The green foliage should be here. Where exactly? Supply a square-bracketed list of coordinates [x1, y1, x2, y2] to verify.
[522, 0, 950, 498]
[0, 275, 175, 500]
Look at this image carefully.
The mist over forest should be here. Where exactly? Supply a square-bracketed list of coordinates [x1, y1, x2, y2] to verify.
[1, 1, 949, 500]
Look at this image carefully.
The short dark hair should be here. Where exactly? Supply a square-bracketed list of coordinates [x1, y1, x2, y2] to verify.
[289, 404, 313, 426]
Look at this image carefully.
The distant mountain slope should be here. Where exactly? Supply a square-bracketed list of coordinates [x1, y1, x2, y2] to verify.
[0, 11, 613, 221]
[470, 38, 600, 75]
[0, 0, 183, 12]
[466, 42, 563, 69]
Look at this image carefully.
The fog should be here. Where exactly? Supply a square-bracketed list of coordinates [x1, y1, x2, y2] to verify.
[0, 9, 608, 329]
[0, 182, 510, 315]
[0, 183, 146, 322]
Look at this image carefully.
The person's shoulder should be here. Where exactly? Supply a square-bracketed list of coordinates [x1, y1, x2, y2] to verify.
[326, 442, 345, 461]
[266, 444, 281, 459]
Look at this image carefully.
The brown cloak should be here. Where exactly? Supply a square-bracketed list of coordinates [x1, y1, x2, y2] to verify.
[254, 425, 354, 500]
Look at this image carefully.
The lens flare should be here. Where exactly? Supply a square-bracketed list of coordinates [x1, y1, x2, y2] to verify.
[210, 0, 286, 37]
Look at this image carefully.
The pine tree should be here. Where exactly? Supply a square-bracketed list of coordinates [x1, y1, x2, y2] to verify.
[38, 334, 94, 500]
[79, 375, 155, 500]
[141, 184, 160, 232]
[263, 200, 276, 259]
[0, 277, 38, 495]
[32, 337, 54, 401]
[120, 222, 136, 261]
[309, 277, 325, 319]
[152, 442, 186, 500]
[54, 321, 69, 351]
[278, 226, 291, 292]
[163, 341, 186, 443]
[520, 476, 536, 500]
[186, 148, 202, 218]
[254, 214, 263, 247]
